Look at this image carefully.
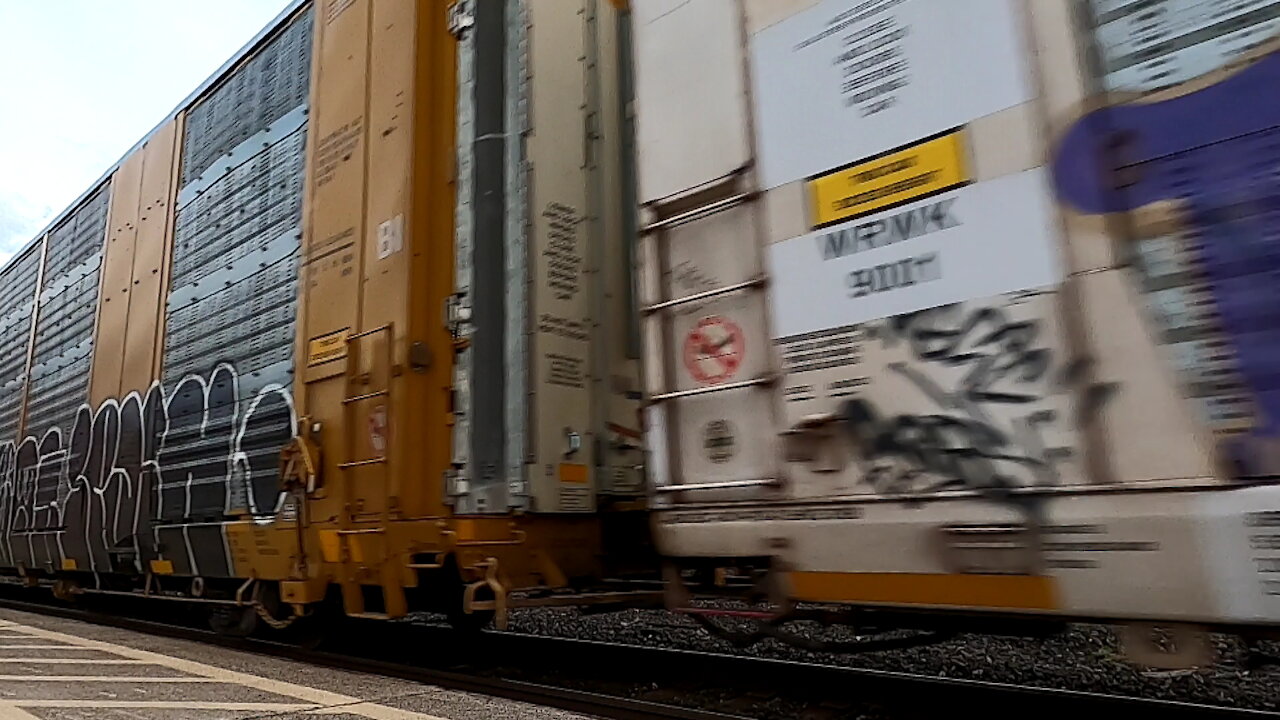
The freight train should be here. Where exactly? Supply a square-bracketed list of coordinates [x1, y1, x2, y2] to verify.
[2, 0, 1279, 670]
[0, 0, 656, 637]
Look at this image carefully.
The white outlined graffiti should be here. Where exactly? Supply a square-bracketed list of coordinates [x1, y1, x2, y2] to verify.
[0, 364, 295, 578]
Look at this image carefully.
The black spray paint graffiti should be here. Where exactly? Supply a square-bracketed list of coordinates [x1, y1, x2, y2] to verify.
[0, 364, 295, 578]
[841, 299, 1114, 510]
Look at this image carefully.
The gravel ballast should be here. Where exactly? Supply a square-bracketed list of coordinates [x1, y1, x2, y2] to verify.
[497, 606, 1280, 710]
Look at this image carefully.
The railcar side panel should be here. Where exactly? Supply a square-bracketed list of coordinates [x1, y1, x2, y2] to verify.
[0, 7, 313, 581]
[153, 6, 311, 577]
[634, 0, 1280, 632]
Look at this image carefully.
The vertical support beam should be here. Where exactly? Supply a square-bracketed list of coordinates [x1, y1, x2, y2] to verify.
[406, 0, 459, 519]
[616, 7, 641, 361]
[470, 0, 508, 502]
[91, 152, 145, 405]
[122, 116, 184, 394]
[585, 0, 608, 487]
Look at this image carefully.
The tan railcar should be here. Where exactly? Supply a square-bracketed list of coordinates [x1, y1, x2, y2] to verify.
[0, 0, 652, 631]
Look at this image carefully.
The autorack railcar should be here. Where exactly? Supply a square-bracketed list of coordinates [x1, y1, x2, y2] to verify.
[0, 0, 654, 634]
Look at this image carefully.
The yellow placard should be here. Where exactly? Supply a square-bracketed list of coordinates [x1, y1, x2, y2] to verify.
[559, 463, 589, 484]
[807, 128, 971, 228]
[306, 328, 350, 367]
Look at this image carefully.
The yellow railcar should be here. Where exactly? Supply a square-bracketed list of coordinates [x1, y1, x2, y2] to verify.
[0, 0, 653, 634]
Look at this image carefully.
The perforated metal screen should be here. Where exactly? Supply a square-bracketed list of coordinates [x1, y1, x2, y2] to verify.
[158, 7, 312, 523]
[0, 245, 44, 445]
[24, 184, 110, 440]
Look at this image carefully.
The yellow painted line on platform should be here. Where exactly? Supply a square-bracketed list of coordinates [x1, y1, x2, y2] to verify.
[1, 619, 452, 720]
[0, 658, 149, 663]
[0, 675, 218, 681]
[0, 645, 79, 649]
[4, 700, 316, 710]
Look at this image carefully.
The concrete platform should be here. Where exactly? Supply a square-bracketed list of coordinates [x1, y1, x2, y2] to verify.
[0, 608, 596, 719]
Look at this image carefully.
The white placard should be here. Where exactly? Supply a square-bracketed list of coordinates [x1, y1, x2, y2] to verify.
[377, 214, 403, 260]
[749, 0, 1034, 189]
[766, 169, 1061, 338]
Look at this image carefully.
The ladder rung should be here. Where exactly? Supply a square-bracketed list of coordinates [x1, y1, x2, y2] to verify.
[343, 390, 389, 404]
[347, 324, 392, 341]
[339, 457, 387, 469]
[649, 375, 773, 403]
[641, 192, 755, 234]
[642, 277, 765, 315]
[654, 478, 780, 493]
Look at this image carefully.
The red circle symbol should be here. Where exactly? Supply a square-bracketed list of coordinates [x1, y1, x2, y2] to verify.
[683, 316, 745, 385]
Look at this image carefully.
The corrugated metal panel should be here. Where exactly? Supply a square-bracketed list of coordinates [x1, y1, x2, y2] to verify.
[24, 185, 110, 439]
[158, 7, 312, 523]
[0, 244, 43, 445]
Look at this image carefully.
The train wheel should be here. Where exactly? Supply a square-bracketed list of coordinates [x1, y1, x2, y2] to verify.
[208, 604, 257, 637]
[252, 582, 325, 649]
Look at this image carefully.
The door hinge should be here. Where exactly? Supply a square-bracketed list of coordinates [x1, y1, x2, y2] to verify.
[445, 293, 472, 337]
[445, 468, 470, 499]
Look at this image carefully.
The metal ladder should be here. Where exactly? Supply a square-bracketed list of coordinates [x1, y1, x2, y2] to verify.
[335, 323, 408, 618]
[640, 170, 782, 498]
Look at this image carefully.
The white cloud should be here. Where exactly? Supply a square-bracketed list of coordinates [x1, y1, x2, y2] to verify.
[0, 0, 294, 266]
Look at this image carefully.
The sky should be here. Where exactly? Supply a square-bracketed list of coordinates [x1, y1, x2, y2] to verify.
[0, 0, 295, 265]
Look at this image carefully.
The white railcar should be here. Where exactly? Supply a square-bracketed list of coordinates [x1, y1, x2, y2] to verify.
[631, 0, 1280, 667]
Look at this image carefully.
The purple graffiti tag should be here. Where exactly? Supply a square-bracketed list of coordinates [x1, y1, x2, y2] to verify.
[1051, 48, 1280, 477]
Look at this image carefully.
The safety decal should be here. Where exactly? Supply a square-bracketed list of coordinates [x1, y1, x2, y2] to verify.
[703, 419, 737, 463]
[683, 315, 744, 384]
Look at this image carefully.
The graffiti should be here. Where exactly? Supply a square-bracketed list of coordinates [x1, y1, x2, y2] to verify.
[1052, 43, 1280, 477]
[841, 300, 1109, 509]
[0, 364, 295, 578]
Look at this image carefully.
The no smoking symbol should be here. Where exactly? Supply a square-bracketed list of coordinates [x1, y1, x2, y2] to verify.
[683, 316, 744, 384]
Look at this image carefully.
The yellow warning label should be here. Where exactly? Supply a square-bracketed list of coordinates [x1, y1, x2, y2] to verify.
[559, 463, 589, 484]
[306, 328, 349, 367]
[807, 128, 971, 228]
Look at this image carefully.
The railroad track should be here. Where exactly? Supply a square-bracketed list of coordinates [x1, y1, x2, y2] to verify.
[0, 590, 1271, 720]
